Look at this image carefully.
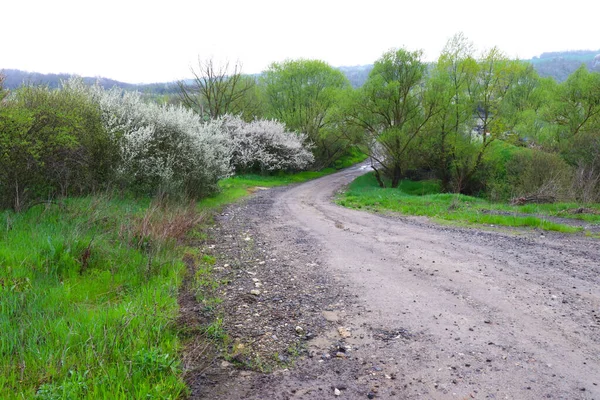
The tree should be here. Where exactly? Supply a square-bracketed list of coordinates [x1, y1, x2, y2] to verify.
[424, 33, 478, 191]
[261, 59, 350, 167]
[177, 58, 256, 119]
[344, 48, 440, 187]
[549, 65, 600, 141]
[443, 47, 528, 193]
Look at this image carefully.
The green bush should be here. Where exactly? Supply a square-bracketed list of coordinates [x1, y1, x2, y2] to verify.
[486, 144, 574, 201]
[0, 85, 116, 210]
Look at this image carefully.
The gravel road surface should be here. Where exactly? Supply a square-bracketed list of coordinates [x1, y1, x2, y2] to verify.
[187, 165, 600, 399]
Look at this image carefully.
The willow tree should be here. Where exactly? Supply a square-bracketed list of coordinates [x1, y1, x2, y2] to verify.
[345, 48, 440, 187]
[424, 33, 478, 192]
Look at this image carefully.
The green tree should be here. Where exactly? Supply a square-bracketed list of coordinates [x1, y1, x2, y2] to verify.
[549, 65, 600, 141]
[424, 33, 478, 192]
[261, 59, 350, 167]
[443, 48, 528, 193]
[345, 48, 440, 187]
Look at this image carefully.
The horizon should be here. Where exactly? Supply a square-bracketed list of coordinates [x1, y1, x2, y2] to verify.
[4, 0, 600, 84]
[4, 47, 600, 86]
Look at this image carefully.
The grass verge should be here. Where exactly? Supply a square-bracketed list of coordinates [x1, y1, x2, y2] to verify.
[0, 196, 195, 399]
[1, 163, 352, 399]
[337, 172, 600, 234]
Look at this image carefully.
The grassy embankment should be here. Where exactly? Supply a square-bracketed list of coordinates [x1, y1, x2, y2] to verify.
[0, 151, 366, 399]
[338, 172, 600, 234]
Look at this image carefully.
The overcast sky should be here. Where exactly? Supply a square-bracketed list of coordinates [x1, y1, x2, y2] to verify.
[3, 0, 598, 84]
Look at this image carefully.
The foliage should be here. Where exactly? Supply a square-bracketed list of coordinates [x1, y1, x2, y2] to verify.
[0, 71, 7, 102]
[0, 83, 115, 210]
[344, 48, 439, 187]
[85, 81, 232, 198]
[262, 59, 351, 167]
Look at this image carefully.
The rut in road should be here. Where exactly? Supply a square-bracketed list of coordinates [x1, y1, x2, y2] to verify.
[190, 165, 600, 399]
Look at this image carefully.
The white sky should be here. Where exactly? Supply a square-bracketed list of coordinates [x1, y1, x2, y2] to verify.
[3, 0, 599, 84]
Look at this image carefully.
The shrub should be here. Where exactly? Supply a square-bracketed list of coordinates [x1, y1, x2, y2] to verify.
[86, 82, 232, 198]
[503, 149, 574, 201]
[218, 115, 314, 173]
[0, 83, 112, 210]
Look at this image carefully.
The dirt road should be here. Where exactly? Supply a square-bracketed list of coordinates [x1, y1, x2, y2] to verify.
[188, 165, 600, 399]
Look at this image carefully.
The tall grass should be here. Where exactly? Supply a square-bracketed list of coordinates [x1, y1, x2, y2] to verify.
[0, 196, 191, 399]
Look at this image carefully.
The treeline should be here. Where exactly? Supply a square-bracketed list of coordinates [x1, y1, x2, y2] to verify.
[174, 35, 600, 203]
[337, 35, 600, 203]
[2, 34, 600, 211]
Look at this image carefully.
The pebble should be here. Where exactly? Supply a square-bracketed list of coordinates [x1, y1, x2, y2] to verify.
[334, 388, 341, 396]
[250, 289, 261, 296]
[338, 327, 351, 338]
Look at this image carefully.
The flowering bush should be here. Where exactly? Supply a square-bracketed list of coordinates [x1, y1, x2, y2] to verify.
[80, 81, 232, 197]
[218, 115, 314, 173]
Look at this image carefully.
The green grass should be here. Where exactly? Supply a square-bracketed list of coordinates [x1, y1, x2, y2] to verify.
[0, 162, 357, 399]
[338, 173, 600, 233]
[0, 196, 190, 399]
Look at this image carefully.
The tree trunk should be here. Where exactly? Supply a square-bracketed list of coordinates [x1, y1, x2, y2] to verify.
[371, 165, 385, 188]
[391, 164, 402, 188]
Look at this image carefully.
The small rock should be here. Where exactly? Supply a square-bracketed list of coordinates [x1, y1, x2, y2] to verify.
[337, 327, 351, 338]
[244, 237, 251, 241]
[250, 289, 261, 296]
[296, 326, 304, 334]
[367, 392, 375, 399]
[334, 388, 341, 396]
[336, 352, 346, 358]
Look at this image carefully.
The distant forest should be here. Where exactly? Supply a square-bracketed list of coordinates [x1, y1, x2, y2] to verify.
[2, 49, 600, 92]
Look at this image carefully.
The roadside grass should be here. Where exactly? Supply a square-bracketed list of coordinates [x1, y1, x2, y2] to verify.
[338, 172, 600, 233]
[0, 196, 194, 399]
[1, 160, 362, 399]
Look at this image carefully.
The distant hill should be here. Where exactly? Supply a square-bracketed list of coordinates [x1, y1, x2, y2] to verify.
[1, 69, 179, 94]
[3, 50, 600, 94]
[337, 65, 373, 88]
[530, 50, 600, 81]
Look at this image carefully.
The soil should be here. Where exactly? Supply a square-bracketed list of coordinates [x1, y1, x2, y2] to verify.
[182, 165, 600, 399]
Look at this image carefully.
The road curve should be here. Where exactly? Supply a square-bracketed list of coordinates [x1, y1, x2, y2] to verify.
[261, 164, 600, 399]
